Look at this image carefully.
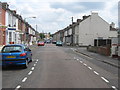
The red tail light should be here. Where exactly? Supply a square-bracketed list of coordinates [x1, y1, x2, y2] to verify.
[20, 53, 26, 56]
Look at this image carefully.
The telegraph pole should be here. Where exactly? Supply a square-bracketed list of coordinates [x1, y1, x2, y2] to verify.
[36, 24, 37, 31]
[72, 17, 73, 24]
[71, 17, 73, 46]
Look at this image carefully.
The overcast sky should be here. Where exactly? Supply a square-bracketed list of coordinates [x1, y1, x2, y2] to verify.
[0, 0, 119, 34]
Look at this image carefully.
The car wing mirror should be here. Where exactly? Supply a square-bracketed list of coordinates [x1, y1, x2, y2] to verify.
[24, 48, 29, 51]
[25, 48, 31, 51]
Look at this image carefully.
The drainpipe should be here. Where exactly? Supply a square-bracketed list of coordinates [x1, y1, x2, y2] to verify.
[118, 1, 120, 59]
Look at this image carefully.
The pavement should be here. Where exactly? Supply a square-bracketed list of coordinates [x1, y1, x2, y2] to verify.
[0, 45, 4, 51]
[75, 47, 120, 68]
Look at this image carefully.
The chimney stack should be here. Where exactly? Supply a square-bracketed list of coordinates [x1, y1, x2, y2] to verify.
[77, 19, 81, 22]
[12, 10, 17, 14]
[83, 15, 90, 20]
[2, 2, 9, 9]
[110, 22, 115, 28]
[91, 11, 98, 16]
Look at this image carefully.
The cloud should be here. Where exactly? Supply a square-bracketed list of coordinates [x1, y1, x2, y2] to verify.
[50, 2, 105, 13]
[99, 1, 118, 26]
[1, 0, 119, 33]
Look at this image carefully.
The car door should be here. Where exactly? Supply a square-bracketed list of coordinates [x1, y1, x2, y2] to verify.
[25, 47, 32, 61]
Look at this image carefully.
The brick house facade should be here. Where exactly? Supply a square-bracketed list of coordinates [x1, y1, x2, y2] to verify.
[0, 2, 6, 45]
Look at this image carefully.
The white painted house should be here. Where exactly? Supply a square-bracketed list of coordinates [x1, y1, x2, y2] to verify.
[77, 12, 117, 46]
[5, 9, 17, 44]
[29, 27, 36, 45]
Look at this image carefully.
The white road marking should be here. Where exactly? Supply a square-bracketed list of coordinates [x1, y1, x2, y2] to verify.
[15, 85, 21, 90]
[83, 63, 87, 66]
[28, 71, 33, 75]
[87, 57, 92, 60]
[35, 62, 38, 64]
[22, 77, 27, 82]
[77, 59, 79, 61]
[93, 71, 99, 75]
[32, 59, 39, 61]
[101, 77, 109, 83]
[80, 61, 83, 63]
[112, 86, 118, 90]
[74, 57, 76, 60]
[88, 66, 92, 70]
[34, 64, 36, 66]
[31, 67, 35, 70]
[36, 59, 38, 61]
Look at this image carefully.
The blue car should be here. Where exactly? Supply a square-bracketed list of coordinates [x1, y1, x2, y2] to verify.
[0, 44, 32, 68]
[56, 41, 63, 46]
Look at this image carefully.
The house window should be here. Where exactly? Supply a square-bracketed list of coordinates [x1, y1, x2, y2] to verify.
[13, 32, 15, 43]
[9, 32, 12, 42]
[15, 33, 16, 43]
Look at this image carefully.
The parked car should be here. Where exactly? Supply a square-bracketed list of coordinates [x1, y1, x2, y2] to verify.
[38, 41, 45, 46]
[46, 40, 51, 44]
[56, 41, 63, 46]
[52, 41, 56, 44]
[1, 44, 32, 68]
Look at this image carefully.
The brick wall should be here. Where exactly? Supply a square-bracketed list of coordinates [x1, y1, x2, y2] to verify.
[87, 46, 111, 56]
[0, 7, 6, 45]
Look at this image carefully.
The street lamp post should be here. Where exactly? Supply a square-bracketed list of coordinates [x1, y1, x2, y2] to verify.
[24, 16, 36, 21]
[71, 17, 73, 46]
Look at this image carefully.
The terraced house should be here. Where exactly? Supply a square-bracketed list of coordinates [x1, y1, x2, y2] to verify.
[0, 2, 39, 47]
[53, 12, 118, 57]
[54, 12, 117, 46]
[0, 2, 6, 46]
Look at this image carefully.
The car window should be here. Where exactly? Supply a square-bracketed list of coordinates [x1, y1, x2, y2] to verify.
[2, 46, 22, 53]
[38, 41, 44, 43]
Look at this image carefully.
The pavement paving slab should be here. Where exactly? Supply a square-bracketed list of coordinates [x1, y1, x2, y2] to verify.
[75, 47, 120, 68]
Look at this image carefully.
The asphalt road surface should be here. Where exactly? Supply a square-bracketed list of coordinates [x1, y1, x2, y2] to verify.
[2, 44, 118, 89]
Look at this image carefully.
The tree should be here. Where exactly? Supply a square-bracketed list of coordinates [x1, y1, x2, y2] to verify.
[48, 32, 52, 37]
[39, 33, 45, 40]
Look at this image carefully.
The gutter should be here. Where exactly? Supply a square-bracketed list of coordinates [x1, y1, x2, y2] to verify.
[75, 49, 120, 68]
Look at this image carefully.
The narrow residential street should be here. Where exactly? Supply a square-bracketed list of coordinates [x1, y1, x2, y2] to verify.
[0, 1, 120, 90]
[2, 44, 118, 89]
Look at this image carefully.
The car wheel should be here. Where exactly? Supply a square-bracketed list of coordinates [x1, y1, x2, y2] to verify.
[2, 66, 7, 69]
[29, 54, 32, 62]
[23, 60, 28, 69]
[30, 58, 32, 62]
